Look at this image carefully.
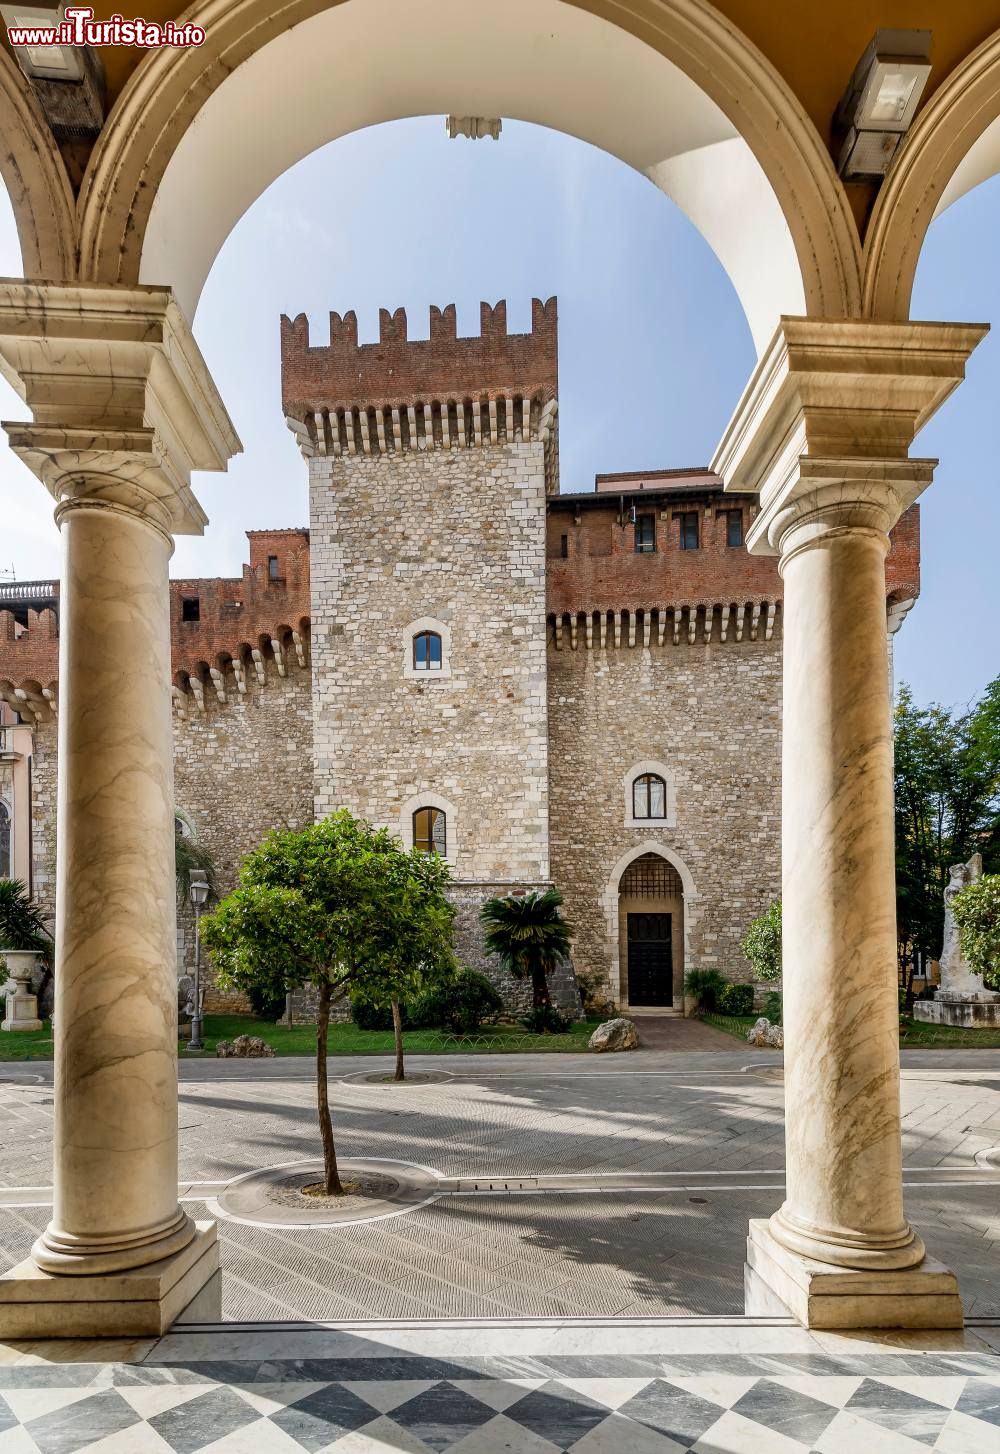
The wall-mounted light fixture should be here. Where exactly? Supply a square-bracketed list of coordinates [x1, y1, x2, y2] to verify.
[0, 4, 80, 79]
[0, 3, 105, 138]
[835, 29, 931, 181]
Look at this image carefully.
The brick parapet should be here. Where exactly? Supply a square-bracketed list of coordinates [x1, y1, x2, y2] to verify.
[281, 298, 558, 419]
[0, 531, 312, 713]
[546, 492, 920, 618]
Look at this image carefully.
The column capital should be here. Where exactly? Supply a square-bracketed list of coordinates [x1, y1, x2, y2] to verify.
[0, 282, 241, 535]
[711, 316, 987, 556]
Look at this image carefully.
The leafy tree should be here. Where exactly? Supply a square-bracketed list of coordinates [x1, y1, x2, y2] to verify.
[200, 813, 453, 1191]
[741, 901, 782, 982]
[894, 679, 1000, 989]
[480, 888, 572, 1013]
[949, 874, 1000, 991]
[350, 847, 456, 1080]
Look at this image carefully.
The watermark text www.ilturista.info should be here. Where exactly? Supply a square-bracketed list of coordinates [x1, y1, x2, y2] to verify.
[6, 6, 205, 49]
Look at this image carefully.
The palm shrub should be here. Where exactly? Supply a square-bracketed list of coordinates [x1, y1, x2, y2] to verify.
[741, 900, 782, 982]
[174, 822, 216, 906]
[0, 879, 51, 957]
[683, 967, 727, 1011]
[480, 887, 572, 1014]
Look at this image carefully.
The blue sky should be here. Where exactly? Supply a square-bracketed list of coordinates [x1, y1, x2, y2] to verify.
[0, 115, 996, 707]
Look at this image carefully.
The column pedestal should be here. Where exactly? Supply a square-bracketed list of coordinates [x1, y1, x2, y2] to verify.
[745, 1221, 962, 1329]
[0, 1225, 219, 1339]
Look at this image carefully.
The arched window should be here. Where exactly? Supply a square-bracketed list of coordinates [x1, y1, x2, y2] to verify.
[0, 801, 10, 879]
[632, 773, 667, 820]
[412, 806, 447, 856]
[412, 631, 443, 672]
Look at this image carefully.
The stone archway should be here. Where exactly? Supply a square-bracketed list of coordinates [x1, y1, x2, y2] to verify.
[602, 841, 698, 1014]
[76, 0, 860, 351]
[0, 50, 76, 282]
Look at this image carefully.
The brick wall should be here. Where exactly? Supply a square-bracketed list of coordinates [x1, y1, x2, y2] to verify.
[547, 492, 920, 616]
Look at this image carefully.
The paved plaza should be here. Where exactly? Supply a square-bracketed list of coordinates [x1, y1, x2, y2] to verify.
[2, 1043, 1000, 1450]
[1, 1045, 999, 1323]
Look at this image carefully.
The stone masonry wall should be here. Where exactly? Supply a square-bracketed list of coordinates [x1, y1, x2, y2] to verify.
[173, 663, 314, 1008]
[309, 441, 550, 886]
[548, 632, 783, 1004]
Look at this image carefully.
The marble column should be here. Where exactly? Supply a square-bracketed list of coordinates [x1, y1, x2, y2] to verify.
[0, 283, 240, 1337]
[712, 317, 987, 1328]
[770, 482, 923, 1272]
[35, 493, 194, 1277]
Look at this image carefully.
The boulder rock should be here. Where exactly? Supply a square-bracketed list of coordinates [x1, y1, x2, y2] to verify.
[747, 1016, 783, 1049]
[216, 1034, 275, 1058]
[589, 1017, 639, 1053]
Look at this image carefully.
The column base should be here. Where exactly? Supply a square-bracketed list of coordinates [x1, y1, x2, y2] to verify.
[0, 1221, 218, 1339]
[744, 1219, 963, 1330]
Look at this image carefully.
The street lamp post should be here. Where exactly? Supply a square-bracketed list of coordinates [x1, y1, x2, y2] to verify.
[187, 869, 210, 1051]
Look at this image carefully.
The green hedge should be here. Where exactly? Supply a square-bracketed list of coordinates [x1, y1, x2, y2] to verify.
[716, 981, 754, 1016]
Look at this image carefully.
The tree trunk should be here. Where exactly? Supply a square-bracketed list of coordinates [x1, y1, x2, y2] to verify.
[532, 964, 551, 1012]
[316, 981, 343, 1195]
[392, 998, 405, 1082]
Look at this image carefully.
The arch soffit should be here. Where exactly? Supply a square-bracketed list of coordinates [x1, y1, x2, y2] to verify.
[0, 49, 77, 281]
[864, 28, 1000, 322]
[77, 0, 860, 336]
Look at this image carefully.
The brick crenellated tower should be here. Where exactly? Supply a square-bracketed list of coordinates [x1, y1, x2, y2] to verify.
[282, 300, 567, 1002]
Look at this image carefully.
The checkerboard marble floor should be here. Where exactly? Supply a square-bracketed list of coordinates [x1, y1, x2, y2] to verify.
[2, 1321, 999, 1453]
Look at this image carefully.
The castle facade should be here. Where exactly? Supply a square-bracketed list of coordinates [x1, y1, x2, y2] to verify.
[0, 299, 920, 1014]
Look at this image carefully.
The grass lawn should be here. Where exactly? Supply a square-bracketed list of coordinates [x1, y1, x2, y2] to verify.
[703, 1011, 1000, 1050]
[0, 1022, 53, 1060]
[180, 1013, 601, 1058]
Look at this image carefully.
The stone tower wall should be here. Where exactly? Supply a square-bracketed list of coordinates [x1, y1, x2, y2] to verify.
[308, 442, 551, 884]
[548, 628, 783, 1005]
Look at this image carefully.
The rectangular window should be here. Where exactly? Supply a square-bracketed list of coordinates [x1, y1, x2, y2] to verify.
[181, 596, 200, 622]
[726, 511, 744, 548]
[560, 534, 569, 559]
[679, 511, 699, 550]
[634, 514, 656, 554]
[268, 555, 280, 579]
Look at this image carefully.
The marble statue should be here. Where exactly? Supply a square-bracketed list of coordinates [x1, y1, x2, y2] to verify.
[915, 852, 1000, 1027]
[939, 854, 997, 1002]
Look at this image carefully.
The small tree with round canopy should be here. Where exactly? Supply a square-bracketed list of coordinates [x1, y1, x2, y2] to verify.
[200, 812, 455, 1192]
[351, 845, 457, 1080]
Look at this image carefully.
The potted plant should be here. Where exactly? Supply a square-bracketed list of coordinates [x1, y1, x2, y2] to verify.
[0, 879, 50, 1032]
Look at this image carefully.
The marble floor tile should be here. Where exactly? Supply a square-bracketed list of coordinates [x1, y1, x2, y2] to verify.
[616, 1379, 725, 1447]
[843, 1377, 952, 1446]
[146, 1386, 260, 1454]
[729, 1377, 839, 1444]
[383, 1381, 499, 1451]
[24, 1389, 144, 1454]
